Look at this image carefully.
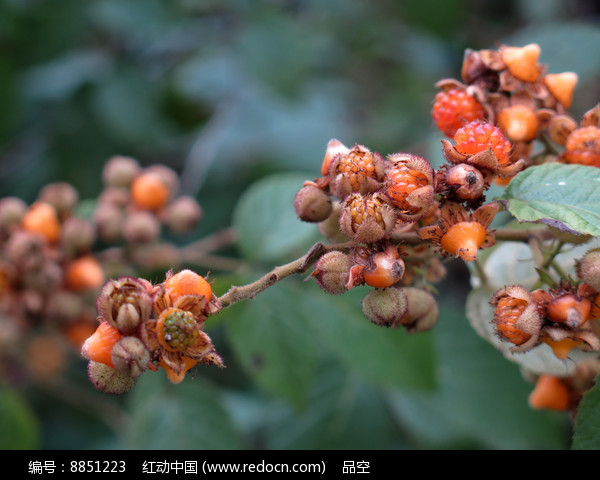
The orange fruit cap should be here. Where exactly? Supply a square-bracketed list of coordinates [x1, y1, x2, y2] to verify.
[65, 256, 105, 292]
[164, 269, 212, 302]
[130, 172, 171, 211]
[501, 43, 541, 82]
[159, 357, 198, 384]
[21, 202, 61, 243]
[497, 105, 539, 142]
[528, 374, 570, 411]
[81, 322, 122, 368]
[544, 72, 578, 109]
[441, 222, 486, 261]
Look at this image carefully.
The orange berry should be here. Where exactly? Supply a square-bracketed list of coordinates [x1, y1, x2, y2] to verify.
[563, 126, 600, 167]
[496, 104, 539, 143]
[339, 193, 397, 244]
[386, 165, 429, 213]
[65, 256, 105, 292]
[493, 296, 531, 346]
[330, 145, 385, 197]
[544, 72, 578, 109]
[501, 43, 541, 82]
[164, 269, 212, 303]
[432, 88, 486, 137]
[21, 201, 61, 244]
[81, 322, 122, 368]
[546, 294, 591, 328]
[130, 171, 171, 211]
[363, 252, 405, 289]
[528, 374, 570, 411]
[454, 122, 512, 165]
[440, 221, 486, 262]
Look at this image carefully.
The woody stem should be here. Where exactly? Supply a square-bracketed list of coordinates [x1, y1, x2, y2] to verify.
[218, 241, 354, 308]
[217, 226, 557, 308]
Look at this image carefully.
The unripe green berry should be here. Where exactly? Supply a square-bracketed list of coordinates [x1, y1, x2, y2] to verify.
[361, 287, 408, 327]
[312, 251, 352, 295]
[294, 184, 332, 223]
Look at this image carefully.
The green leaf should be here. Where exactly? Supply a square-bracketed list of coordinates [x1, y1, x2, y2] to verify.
[225, 280, 319, 407]
[0, 387, 40, 449]
[301, 284, 436, 391]
[501, 164, 600, 237]
[124, 373, 242, 450]
[572, 378, 600, 449]
[263, 363, 410, 449]
[232, 173, 321, 263]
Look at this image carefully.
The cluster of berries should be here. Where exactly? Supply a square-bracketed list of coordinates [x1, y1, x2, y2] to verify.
[294, 105, 523, 326]
[95, 156, 202, 272]
[291, 43, 600, 415]
[82, 269, 223, 394]
[294, 139, 452, 331]
[491, 248, 600, 360]
[0, 155, 203, 385]
[0, 182, 105, 381]
[432, 42, 600, 171]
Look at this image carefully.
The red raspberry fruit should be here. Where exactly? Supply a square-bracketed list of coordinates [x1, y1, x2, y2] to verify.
[562, 126, 600, 167]
[432, 89, 486, 138]
[453, 121, 512, 165]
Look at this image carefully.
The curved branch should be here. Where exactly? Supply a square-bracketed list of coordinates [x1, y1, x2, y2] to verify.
[218, 241, 353, 308]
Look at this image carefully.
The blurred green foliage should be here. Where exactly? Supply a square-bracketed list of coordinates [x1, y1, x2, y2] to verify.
[1, 0, 599, 450]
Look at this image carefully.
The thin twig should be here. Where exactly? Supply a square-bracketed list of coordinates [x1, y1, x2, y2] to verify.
[218, 241, 353, 308]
